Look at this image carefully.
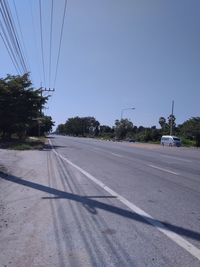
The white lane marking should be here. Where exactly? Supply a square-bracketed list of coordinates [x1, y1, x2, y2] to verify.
[161, 155, 192, 163]
[148, 164, 179, 175]
[49, 140, 200, 261]
[93, 148, 123, 158]
[110, 152, 123, 158]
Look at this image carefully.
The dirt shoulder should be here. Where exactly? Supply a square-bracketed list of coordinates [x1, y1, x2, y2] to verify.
[0, 148, 58, 267]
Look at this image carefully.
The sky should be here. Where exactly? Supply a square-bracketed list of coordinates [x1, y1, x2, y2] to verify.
[0, 0, 200, 129]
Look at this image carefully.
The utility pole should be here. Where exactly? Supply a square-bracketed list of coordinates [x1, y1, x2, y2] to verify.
[170, 100, 174, 136]
[39, 87, 55, 115]
[37, 87, 55, 136]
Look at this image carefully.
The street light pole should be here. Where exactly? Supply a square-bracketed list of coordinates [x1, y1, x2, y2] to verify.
[170, 100, 174, 136]
[121, 107, 135, 120]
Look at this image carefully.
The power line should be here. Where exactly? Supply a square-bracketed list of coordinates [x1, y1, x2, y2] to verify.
[0, 0, 28, 74]
[0, 30, 20, 73]
[30, 0, 42, 83]
[48, 0, 53, 88]
[39, 0, 46, 87]
[53, 0, 67, 88]
[1, 0, 67, 91]
[0, 2, 22, 73]
[5, 0, 28, 73]
[3, 0, 27, 73]
[12, 0, 30, 72]
[0, 0, 23, 73]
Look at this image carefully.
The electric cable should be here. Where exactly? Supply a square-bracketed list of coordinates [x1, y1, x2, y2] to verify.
[53, 0, 67, 88]
[48, 0, 53, 89]
[0, 2, 23, 73]
[3, 0, 27, 73]
[0, 0, 28, 74]
[0, 30, 20, 73]
[12, 0, 30, 72]
[39, 0, 46, 87]
[30, 0, 42, 83]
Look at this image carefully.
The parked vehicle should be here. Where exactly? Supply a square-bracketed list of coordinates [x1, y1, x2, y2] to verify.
[161, 135, 181, 147]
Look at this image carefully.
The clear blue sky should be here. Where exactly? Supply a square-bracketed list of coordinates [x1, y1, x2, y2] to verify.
[0, 0, 200, 128]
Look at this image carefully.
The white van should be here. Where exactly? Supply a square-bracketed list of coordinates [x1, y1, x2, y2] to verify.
[161, 135, 181, 147]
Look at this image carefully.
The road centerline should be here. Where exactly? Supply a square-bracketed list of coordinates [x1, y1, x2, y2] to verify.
[110, 152, 124, 158]
[148, 164, 179, 175]
[161, 155, 192, 163]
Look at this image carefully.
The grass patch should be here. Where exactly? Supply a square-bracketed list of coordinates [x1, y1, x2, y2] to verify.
[181, 138, 196, 147]
[0, 137, 46, 150]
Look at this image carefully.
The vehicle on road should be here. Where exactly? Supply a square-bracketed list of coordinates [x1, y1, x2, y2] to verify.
[161, 135, 181, 147]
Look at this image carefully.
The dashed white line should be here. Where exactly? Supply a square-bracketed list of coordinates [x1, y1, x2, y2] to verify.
[161, 155, 192, 163]
[110, 152, 123, 158]
[49, 140, 200, 261]
[148, 164, 179, 175]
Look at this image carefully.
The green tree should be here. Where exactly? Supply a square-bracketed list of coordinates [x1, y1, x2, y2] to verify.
[181, 117, 200, 147]
[60, 116, 100, 137]
[168, 114, 176, 135]
[29, 116, 54, 136]
[0, 74, 48, 139]
[114, 119, 133, 140]
[56, 124, 66, 135]
[159, 117, 166, 129]
[99, 125, 114, 139]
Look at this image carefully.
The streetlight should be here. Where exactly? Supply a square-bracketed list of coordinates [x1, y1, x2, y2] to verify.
[121, 107, 135, 120]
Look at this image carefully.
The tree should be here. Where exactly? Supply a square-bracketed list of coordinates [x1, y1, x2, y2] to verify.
[100, 125, 113, 134]
[181, 117, 200, 147]
[168, 114, 176, 135]
[114, 119, 133, 140]
[57, 116, 100, 137]
[28, 116, 54, 136]
[0, 73, 48, 139]
[159, 117, 166, 129]
[56, 124, 66, 135]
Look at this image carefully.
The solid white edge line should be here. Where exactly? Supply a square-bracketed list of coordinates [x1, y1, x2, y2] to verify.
[148, 164, 179, 175]
[49, 139, 200, 261]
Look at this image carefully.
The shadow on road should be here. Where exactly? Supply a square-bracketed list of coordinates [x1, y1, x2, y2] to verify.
[1, 171, 200, 242]
[43, 144, 67, 150]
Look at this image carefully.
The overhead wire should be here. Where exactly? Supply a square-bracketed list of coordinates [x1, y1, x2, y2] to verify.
[4, 1, 27, 73]
[0, 27, 20, 73]
[0, 0, 28, 74]
[5, 0, 28, 73]
[0, 1, 22, 73]
[1, 0, 67, 93]
[48, 0, 53, 89]
[12, 0, 30, 73]
[30, 0, 42, 84]
[0, 0, 22, 73]
[39, 0, 46, 88]
[53, 0, 67, 88]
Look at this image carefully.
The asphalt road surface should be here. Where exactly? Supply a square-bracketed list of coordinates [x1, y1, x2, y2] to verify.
[0, 135, 200, 266]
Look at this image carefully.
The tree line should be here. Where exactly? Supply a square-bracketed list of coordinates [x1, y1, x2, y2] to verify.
[56, 115, 200, 147]
[1, 73, 198, 146]
[0, 74, 54, 140]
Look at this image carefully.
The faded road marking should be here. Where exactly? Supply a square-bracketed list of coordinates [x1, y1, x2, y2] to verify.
[161, 155, 192, 163]
[110, 153, 123, 158]
[148, 164, 179, 175]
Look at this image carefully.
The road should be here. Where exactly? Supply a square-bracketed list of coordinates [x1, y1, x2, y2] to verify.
[0, 135, 200, 266]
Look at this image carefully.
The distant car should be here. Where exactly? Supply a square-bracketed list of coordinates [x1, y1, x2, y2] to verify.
[161, 135, 181, 147]
[124, 138, 135, 142]
[128, 139, 135, 142]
